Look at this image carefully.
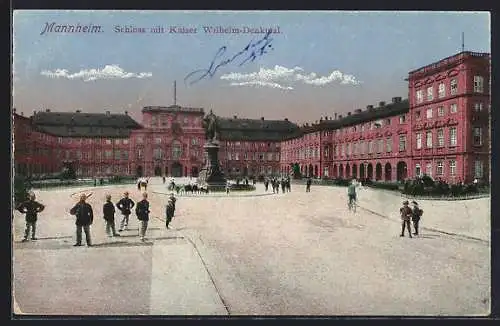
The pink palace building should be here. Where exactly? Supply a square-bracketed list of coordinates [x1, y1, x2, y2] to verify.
[12, 51, 490, 184]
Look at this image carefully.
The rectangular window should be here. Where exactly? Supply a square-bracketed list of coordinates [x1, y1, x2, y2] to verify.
[474, 160, 483, 178]
[114, 150, 121, 160]
[122, 151, 128, 160]
[474, 76, 484, 93]
[416, 133, 422, 149]
[235, 153, 240, 161]
[415, 110, 421, 120]
[449, 127, 457, 146]
[415, 164, 421, 177]
[438, 83, 446, 98]
[399, 115, 406, 124]
[137, 149, 143, 159]
[386, 138, 392, 152]
[136, 137, 143, 144]
[474, 103, 484, 112]
[155, 137, 162, 145]
[416, 90, 424, 104]
[436, 161, 443, 176]
[450, 79, 458, 95]
[473, 127, 482, 146]
[426, 163, 432, 177]
[105, 150, 112, 159]
[437, 129, 444, 147]
[378, 139, 383, 153]
[427, 86, 433, 101]
[368, 141, 373, 154]
[449, 160, 456, 176]
[105, 139, 112, 145]
[426, 108, 433, 119]
[115, 139, 120, 145]
[450, 103, 457, 113]
[399, 135, 406, 151]
[437, 106, 445, 116]
[426, 131, 433, 148]
[385, 118, 391, 126]
[123, 139, 129, 145]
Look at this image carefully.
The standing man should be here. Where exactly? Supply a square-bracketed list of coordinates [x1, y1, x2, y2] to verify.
[306, 177, 312, 192]
[411, 201, 423, 236]
[347, 180, 357, 210]
[116, 191, 135, 232]
[169, 193, 177, 216]
[69, 194, 94, 247]
[16, 192, 45, 242]
[103, 194, 120, 237]
[165, 198, 175, 229]
[399, 200, 413, 238]
[135, 192, 150, 242]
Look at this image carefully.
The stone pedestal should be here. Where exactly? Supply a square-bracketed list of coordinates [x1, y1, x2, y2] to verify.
[197, 141, 227, 191]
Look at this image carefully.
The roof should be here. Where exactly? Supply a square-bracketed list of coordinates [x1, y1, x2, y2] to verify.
[30, 111, 142, 137]
[142, 105, 205, 114]
[218, 118, 301, 141]
[408, 51, 490, 77]
[283, 99, 409, 140]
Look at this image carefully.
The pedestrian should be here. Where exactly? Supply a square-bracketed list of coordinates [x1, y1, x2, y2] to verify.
[226, 181, 230, 194]
[137, 178, 141, 190]
[281, 179, 286, 193]
[135, 192, 150, 242]
[165, 198, 175, 229]
[169, 193, 177, 215]
[399, 200, 413, 238]
[16, 192, 45, 242]
[103, 194, 120, 237]
[162, 176, 166, 184]
[69, 194, 94, 246]
[411, 201, 423, 236]
[264, 179, 269, 192]
[306, 177, 312, 192]
[116, 191, 135, 231]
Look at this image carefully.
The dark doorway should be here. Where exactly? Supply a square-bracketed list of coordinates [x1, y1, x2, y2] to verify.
[333, 164, 337, 178]
[308, 164, 313, 177]
[384, 163, 392, 181]
[396, 161, 408, 181]
[375, 163, 382, 181]
[136, 165, 143, 177]
[345, 164, 351, 178]
[314, 165, 318, 177]
[171, 162, 183, 177]
[154, 166, 162, 176]
[367, 163, 373, 180]
[165, 166, 169, 176]
[359, 164, 365, 179]
[243, 166, 248, 176]
[339, 164, 344, 178]
[352, 164, 357, 178]
[191, 166, 199, 177]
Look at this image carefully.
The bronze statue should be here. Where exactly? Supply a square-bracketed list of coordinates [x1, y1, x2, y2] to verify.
[202, 109, 218, 142]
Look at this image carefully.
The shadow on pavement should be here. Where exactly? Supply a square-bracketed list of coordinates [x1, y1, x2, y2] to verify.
[91, 241, 154, 248]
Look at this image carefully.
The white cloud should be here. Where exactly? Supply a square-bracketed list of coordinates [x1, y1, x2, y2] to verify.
[40, 64, 153, 82]
[220, 65, 361, 90]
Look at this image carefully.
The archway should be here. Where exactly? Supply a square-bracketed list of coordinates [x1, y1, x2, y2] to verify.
[352, 163, 357, 178]
[367, 163, 373, 180]
[154, 166, 162, 176]
[171, 162, 183, 177]
[339, 164, 344, 178]
[396, 161, 408, 181]
[136, 165, 143, 177]
[333, 164, 337, 178]
[314, 165, 318, 177]
[191, 166, 199, 177]
[165, 166, 169, 176]
[184, 166, 188, 177]
[375, 163, 382, 181]
[359, 163, 365, 179]
[345, 164, 351, 178]
[243, 166, 248, 176]
[384, 163, 392, 181]
[308, 164, 313, 177]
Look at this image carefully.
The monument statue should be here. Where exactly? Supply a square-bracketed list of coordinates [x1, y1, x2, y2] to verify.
[202, 109, 218, 142]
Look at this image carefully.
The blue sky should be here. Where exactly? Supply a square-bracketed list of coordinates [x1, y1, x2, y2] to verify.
[12, 10, 490, 123]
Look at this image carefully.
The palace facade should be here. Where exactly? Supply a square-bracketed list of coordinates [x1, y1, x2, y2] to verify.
[12, 51, 491, 183]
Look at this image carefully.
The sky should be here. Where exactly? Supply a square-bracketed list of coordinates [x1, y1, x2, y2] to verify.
[12, 10, 490, 124]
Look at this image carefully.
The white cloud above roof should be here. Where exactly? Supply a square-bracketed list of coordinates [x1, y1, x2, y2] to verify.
[40, 65, 152, 82]
[220, 65, 361, 90]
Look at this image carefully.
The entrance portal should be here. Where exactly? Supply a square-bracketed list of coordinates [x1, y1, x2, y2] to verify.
[154, 166, 162, 176]
[171, 162, 183, 177]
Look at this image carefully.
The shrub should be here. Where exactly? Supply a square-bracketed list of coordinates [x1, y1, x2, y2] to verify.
[367, 181, 399, 191]
[229, 184, 256, 191]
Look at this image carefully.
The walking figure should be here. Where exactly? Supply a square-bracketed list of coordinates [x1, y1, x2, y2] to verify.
[103, 194, 120, 237]
[116, 191, 135, 231]
[165, 198, 175, 229]
[399, 200, 413, 238]
[347, 180, 357, 212]
[16, 192, 45, 242]
[135, 192, 150, 242]
[70, 194, 94, 246]
[264, 179, 269, 192]
[411, 201, 423, 236]
[306, 177, 312, 192]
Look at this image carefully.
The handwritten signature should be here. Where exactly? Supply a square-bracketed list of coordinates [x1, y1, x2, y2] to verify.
[184, 30, 274, 86]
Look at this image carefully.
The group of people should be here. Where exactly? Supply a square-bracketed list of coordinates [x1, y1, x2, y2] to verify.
[264, 177, 292, 193]
[16, 188, 178, 246]
[399, 200, 424, 238]
[137, 177, 149, 191]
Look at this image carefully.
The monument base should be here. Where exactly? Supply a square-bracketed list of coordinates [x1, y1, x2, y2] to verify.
[197, 140, 227, 191]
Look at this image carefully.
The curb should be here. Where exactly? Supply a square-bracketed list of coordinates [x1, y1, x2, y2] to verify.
[358, 205, 489, 244]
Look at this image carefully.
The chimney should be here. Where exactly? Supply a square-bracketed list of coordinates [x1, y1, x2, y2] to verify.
[338, 114, 343, 119]
[33, 110, 37, 115]
[334, 113, 338, 120]
[106, 111, 110, 115]
[13, 108, 16, 113]
[125, 111, 128, 115]
[379, 101, 386, 107]
[76, 109, 81, 113]
[261, 117, 264, 121]
[233, 115, 237, 119]
[347, 112, 351, 116]
[366, 105, 374, 110]
[392, 97, 402, 103]
[46, 109, 51, 112]
[355, 109, 362, 114]
[21, 112, 24, 116]
[284, 118, 288, 121]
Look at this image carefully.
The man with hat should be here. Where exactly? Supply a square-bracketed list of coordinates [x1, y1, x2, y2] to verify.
[16, 192, 45, 242]
[69, 193, 94, 246]
[399, 200, 413, 238]
[165, 197, 175, 229]
[103, 194, 120, 237]
[116, 191, 135, 231]
[411, 201, 423, 236]
[135, 192, 150, 242]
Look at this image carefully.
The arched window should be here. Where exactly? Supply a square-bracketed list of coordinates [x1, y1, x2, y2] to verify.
[172, 140, 182, 159]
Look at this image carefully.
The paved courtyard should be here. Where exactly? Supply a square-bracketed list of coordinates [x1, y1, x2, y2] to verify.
[12, 177, 490, 316]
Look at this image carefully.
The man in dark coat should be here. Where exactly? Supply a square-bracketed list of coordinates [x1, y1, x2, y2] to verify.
[135, 192, 150, 242]
[399, 200, 413, 238]
[165, 198, 175, 229]
[411, 201, 423, 236]
[16, 192, 45, 242]
[116, 191, 135, 231]
[306, 177, 312, 192]
[103, 194, 120, 237]
[69, 194, 94, 246]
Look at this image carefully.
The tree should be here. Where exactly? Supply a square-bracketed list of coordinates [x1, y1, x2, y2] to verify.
[291, 163, 301, 179]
